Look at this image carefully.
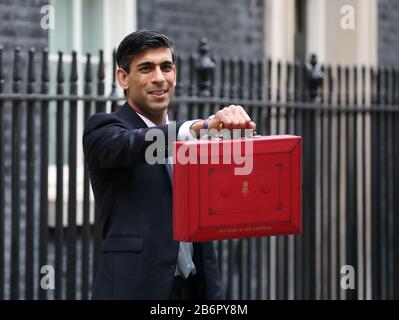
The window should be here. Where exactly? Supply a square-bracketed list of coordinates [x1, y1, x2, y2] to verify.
[47, 0, 137, 226]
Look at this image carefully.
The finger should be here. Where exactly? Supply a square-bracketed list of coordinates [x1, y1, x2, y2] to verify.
[224, 105, 246, 129]
[237, 106, 252, 123]
[249, 121, 256, 130]
[210, 110, 228, 130]
[221, 107, 235, 129]
[233, 106, 251, 128]
[219, 106, 253, 130]
[226, 106, 241, 128]
[229, 105, 254, 130]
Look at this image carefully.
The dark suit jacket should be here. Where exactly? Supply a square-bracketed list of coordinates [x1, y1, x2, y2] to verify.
[83, 102, 225, 299]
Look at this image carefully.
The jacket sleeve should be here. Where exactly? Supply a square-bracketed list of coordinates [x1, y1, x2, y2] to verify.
[83, 112, 183, 169]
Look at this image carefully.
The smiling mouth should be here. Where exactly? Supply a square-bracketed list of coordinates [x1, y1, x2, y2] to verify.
[148, 89, 168, 97]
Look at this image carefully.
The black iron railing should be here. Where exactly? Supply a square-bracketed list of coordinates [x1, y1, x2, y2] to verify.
[0, 39, 398, 300]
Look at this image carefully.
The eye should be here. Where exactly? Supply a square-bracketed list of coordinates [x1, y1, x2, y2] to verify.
[161, 64, 174, 72]
[138, 65, 152, 73]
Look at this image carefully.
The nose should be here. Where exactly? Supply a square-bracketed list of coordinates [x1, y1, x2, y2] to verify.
[151, 66, 166, 84]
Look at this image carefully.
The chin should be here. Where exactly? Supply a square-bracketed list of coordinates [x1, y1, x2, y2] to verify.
[147, 105, 168, 115]
[151, 101, 170, 111]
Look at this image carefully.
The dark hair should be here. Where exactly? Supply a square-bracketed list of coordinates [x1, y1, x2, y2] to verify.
[116, 30, 176, 73]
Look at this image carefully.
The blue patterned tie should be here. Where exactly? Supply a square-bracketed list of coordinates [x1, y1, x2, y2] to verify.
[166, 157, 196, 279]
[176, 242, 196, 278]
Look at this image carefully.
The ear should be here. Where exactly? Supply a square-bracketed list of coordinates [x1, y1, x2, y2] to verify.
[173, 66, 177, 87]
[116, 68, 129, 90]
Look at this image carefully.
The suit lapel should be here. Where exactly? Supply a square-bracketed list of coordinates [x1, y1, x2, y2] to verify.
[116, 102, 173, 186]
[115, 102, 148, 128]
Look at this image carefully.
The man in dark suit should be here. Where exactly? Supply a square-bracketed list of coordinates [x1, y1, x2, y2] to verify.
[83, 30, 256, 299]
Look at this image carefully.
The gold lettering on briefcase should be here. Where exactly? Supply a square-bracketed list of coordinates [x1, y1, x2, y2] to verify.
[242, 181, 249, 197]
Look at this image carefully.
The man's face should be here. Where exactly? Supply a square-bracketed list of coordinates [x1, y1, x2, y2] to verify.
[118, 47, 176, 121]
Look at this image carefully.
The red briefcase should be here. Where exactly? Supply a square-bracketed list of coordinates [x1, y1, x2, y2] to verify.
[172, 134, 302, 242]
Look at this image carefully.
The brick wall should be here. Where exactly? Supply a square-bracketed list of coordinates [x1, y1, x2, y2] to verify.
[0, 0, 48, 299]
[378, 0, 399, 67]
[0, 0, 48, 48]
[0, 0, 49, 92]
[137, 0, 265, 59]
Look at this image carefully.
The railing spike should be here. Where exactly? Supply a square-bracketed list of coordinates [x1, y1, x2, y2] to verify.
[41, 48, 49, 94]
[13, 47, 21, 93]
[110, 49, 117, 96]
[57, 51, 64, 84]
[0, 46, 4, 93]
[98, 49, 105, 81]
[70, 51, 78, 82]
[27, 48, 36, 94]
[85, 53, 92, 83]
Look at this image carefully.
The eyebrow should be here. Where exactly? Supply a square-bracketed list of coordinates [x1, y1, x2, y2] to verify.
[137, 60, 174, 68]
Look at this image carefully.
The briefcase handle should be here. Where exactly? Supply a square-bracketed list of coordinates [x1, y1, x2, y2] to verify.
[210, 125, 262, 141]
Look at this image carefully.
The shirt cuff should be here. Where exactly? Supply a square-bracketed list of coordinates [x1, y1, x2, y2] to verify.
[177, 119, 202, 141]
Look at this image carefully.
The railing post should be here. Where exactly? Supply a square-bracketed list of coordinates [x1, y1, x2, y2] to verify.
[67, 50, 78, 300]
[25, 47, 36, 300]
[82, 53, 92, 300]
[110, 49, 118, 112]
[0, 46, 3, 93]
[297, 53, 322, 299]
[195, 38, 215, 97]
[11, 47, 22, 300]
[0, 45, 4, 300]
[38, 48, 49, 300]
[55, 50, 65, 300]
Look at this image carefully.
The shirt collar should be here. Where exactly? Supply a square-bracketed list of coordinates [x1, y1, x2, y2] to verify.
[136, 112, 169, 127]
